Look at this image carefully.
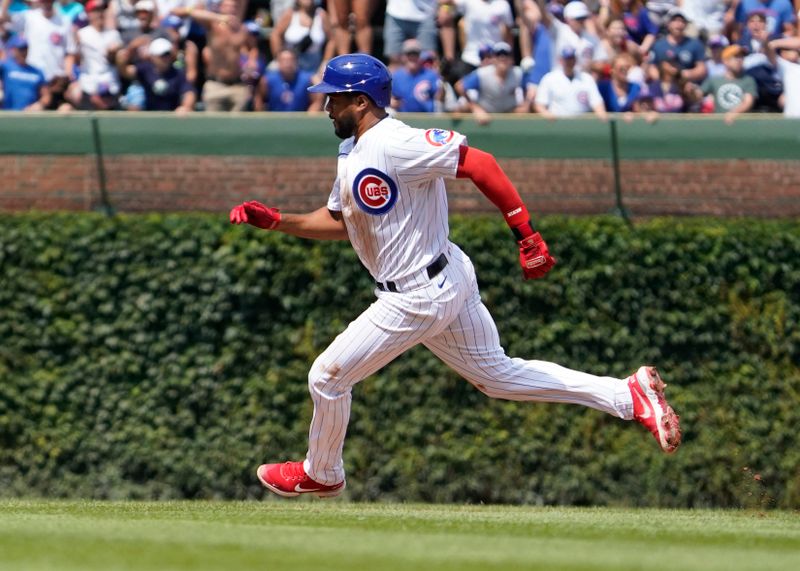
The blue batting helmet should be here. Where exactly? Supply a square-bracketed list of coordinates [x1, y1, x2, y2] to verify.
[308, 54, 391, 108]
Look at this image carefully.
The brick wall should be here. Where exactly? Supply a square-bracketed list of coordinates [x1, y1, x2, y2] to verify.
[1, 155, 799, 217]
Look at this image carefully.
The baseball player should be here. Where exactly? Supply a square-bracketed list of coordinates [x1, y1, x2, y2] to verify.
[230, 54, 681, 498]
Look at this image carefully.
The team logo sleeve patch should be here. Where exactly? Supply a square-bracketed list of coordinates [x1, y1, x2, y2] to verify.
[352, 168, 399, 215]
[424, 129, 455, 147]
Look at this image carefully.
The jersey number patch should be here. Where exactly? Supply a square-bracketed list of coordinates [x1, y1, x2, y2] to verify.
[352, 168, 398, 216]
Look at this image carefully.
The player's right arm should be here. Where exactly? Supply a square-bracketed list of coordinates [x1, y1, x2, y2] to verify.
[230, 201, 348, 241]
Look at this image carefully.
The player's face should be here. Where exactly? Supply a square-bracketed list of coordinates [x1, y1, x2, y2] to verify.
[325, 93, 359, 139]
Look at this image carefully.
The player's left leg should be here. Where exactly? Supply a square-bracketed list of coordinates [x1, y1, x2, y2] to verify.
[423, 289, 681, 452]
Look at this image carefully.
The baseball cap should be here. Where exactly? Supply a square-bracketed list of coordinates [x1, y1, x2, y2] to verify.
[563, 1, 590, 20]
[746, 8, 767, 21]
[666, 8, 689, 22]
[547, 1, 564, 18]
[402, 38, 422, 54]
[244, 20, 262, 35]
[708, 34, 729, 48]
[84, 0, 104, 12]
[492, 41, 513, 56]
[721, 45, 745, 59]
[6, 35, 28, 50]
[420, 50, 436, 63]
[148, 37, 174, 57]
[134, 0, 156, 12]
[162, 14, 183, 29]
[560, 46, 577, 59]
[478, 42, 493, 59]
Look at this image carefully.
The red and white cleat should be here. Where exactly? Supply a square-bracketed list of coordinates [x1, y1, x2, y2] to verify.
[257, 461, 346, 498]
[628, 366, 682, 454]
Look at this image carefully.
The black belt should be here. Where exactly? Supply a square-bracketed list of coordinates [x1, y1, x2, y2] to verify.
[376, 253, 448, 293]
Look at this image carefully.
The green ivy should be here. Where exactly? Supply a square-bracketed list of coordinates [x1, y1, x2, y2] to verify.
[1, 213, 798, 507]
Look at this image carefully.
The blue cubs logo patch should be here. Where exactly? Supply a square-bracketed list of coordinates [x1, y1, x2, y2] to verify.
[424, 128, 454, 147]
[353, 168, 398, 215]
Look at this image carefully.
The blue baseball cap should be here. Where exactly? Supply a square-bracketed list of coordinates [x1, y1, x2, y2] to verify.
[162, 14, 183, 29]
[561, 46, 577, 59]
[7, 35, 28, 50]
[244, 20, 262, 36]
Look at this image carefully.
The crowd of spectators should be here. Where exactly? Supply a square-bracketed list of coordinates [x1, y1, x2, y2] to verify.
[1, 0, 799, 120]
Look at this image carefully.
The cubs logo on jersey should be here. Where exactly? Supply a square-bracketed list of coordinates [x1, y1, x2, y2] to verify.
[352, 168, 398, 215]
[424, 129, 455, 147]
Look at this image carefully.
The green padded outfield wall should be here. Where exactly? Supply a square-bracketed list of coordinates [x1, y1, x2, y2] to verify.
[1, 113, 799, 160]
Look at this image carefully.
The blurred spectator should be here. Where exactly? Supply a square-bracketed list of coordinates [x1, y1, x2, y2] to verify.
[767, 36, 800, 117]
[75, 0, 123, 110]
[705, 33, 729, 77]
[439, 0, 514, 75]
[117, 35, 196, 112]
[1, 0, 77, 109]
[688, 44, 756, 122]
[383, 0, 438, 66]
[328, 0, 376, 55]
[597, 52, 643, 111]
[601, 18, 644, 62]
[534, 46, 608, 119]
[738, 10, 783, 111]
[191, 0, 250, 111]
[521, 0, 607, 73]
[0, 35, 51, 110]
[650, 9, 707, 83]
[107, 0, 144, 44]
[161, 13, 199, 85]
[637, 54, 689, 112]
[390, 38, 442, 112]
[682, 0, 728, 37]
[254, 47, 319, 111]
[240, 19, 264, 98]
[598, 0, 658, 55]
[455, 41, 526, 122]
[270, 0, 334, 74]
[518, 4, 555, 107]
[734, 0, 797, 37]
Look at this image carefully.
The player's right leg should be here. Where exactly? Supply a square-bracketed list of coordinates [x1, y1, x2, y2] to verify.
[258, 282, 468, 496]
[423, 289, 681, 453]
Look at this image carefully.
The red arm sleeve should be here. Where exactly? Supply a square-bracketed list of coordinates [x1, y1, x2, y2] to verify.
[456, 145, 534, 239]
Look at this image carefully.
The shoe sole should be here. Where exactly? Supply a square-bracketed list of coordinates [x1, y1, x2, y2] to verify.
[257, 467, 346, 499]
[641, 366, 682, 454]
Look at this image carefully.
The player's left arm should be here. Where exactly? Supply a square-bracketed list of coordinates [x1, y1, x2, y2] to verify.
[456, 145, 556, 279]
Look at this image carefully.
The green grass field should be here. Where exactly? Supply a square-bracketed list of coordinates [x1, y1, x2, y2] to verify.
[1, 500, 798, 571]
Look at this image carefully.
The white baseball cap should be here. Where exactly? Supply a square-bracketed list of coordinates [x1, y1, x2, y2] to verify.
[563, 1, 590, 20]
[148, 37, 174, 57]
[135, 0, 156, 12]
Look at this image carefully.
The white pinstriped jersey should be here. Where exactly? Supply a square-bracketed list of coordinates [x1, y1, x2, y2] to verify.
[326, 117, 467, 284]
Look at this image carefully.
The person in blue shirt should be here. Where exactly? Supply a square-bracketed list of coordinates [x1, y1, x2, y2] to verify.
[389, 38, 442, 113]
[255, 48, 319, 112]
[649, 9, 707, 84]
[0, 36, 51, 110]
[597, 52, 642, 112]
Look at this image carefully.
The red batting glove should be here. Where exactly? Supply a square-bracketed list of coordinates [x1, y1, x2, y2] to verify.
[518, 232, 556, 280]
[229, 200, 281, 230]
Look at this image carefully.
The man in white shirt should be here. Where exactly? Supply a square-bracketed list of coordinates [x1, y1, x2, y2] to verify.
[534, 46, 608, 119]
[383, 0, 438, 65]
[1, 0, 77, 108]
[521, 0, 607, 73]
[767, 36, 800, 117]
[438, 0, 514, 71]
[76, 0, 123, 109]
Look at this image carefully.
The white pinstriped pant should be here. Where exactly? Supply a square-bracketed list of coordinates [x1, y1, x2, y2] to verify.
[303, 243, 635, 485]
